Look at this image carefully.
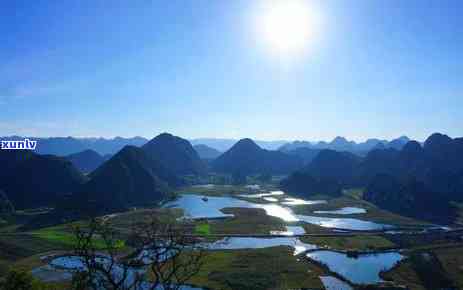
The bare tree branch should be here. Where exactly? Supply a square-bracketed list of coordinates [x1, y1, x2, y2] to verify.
[71, 216, 205, 290]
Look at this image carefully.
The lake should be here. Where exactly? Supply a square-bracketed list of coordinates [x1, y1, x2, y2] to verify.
[297, 215, 391, 231]
[306, 250, 404, 284]
[164, 194, 299, 222]
[165, 194, 392, 231]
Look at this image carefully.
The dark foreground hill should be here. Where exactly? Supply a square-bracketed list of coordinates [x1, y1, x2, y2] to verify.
[280, 150, 360, 197]
[364, 174, 458, 224]
[66, 149, 105, 173]
[69, 146, 181, 215]
[305, 150, 362, 184]
[282, 132, 463, 223]
[142, 133, 206, 176]
[280, 172, 342, 197]
[0, 150, 86, 209]
[361, 134, 463, 223]
[212, 138, 303, 175]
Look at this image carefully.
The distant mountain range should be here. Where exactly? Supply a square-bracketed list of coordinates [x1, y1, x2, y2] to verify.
[212, 138, 302, 175]
[190, 138, 289, 151]
[0, 135, 411, 157]
[279, 136, 411, 155]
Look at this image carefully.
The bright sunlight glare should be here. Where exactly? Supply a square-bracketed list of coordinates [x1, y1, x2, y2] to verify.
[255, 0, 321, 58]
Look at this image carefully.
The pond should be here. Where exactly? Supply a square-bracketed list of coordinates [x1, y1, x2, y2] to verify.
[296, 215, 391, 231]
[163, 194, 252, 219]
[306, 250, 404, 284]
[208, 237, 317, 255]
[313, 207, 367, 215]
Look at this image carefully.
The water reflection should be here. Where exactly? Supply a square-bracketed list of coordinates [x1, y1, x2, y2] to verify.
[263, 197, 278, 202]
[297, 215, 391, 231]
[258, 203, 298, 222]
[164, 195, 252, 219]
[166, 194, 393, 231]
[239, 191, 285, 198]
[164, 194, 299, 222]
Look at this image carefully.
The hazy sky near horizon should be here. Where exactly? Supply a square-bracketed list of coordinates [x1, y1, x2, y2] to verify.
[1, 0, 462, 142]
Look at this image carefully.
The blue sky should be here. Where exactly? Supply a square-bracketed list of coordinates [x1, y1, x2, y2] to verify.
[1, 0, 462, 142]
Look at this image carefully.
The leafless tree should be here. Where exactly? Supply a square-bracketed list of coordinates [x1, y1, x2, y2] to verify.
[71, 217, 205, 290]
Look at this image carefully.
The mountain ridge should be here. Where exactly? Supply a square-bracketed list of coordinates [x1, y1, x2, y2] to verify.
[212, 138, 302, 175]
[142, 133, 206, 176]
[66, 149, 105, 173]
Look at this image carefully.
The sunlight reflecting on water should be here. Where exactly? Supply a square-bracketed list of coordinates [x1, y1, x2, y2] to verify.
[210, 237, 316, 255]
[240, 190, 285, 198]
[314, 207, 366, 215]
[257, 203, 299, 222]
[281, 197, 326, 206]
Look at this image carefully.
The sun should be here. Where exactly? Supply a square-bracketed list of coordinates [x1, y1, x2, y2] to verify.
[255, 0, 320, 58]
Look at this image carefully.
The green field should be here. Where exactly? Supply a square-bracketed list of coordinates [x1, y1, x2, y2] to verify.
[210, 207, 285, 235]
[302, 235, 396, 251]
[195, 223, 211, 235]
[189, 247, 325, 290]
